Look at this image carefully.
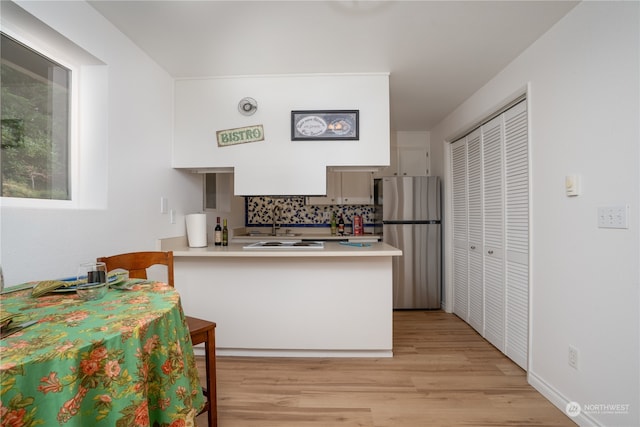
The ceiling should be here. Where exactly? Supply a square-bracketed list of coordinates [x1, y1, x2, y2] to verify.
[88, 0, 578, 131]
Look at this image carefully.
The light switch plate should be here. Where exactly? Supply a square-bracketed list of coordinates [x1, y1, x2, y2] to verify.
[565, 175, 580, 196]
[597, 205, 629, 229]
[160, 197, 168, 214]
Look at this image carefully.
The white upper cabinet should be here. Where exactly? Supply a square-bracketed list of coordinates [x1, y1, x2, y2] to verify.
[374, 131, 430, 177]
[340, 172, 373, 204]
[397, 146, 429, 176]
[306, 171, 373, 205]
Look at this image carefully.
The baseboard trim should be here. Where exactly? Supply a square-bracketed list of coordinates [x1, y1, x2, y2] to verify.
[528, 370, 601, 426]
[193, 347, 393, 358]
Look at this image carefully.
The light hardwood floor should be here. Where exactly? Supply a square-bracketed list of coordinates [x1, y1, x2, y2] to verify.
[196, 310, 575, 427]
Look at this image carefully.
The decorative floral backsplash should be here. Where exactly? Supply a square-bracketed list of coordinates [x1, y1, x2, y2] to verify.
[245, 196, 375, 228]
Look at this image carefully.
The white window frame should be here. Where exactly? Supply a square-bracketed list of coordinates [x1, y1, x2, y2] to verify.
[0, 2, 106, 210]
[1, 31, 78, 208]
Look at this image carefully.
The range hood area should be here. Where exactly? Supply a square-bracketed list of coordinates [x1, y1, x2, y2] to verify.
[173, 73, 391, 196]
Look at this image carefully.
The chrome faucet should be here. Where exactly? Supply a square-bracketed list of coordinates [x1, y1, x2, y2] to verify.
[272, 205, 281, 235]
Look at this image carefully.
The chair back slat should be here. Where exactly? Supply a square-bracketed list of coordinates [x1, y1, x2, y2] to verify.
[97, 251, 174, 287]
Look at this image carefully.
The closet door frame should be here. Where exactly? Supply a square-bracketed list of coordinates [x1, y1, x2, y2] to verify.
[445, 97, 530, 370]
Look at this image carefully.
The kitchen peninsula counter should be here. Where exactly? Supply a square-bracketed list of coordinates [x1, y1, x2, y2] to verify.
[160, 237, 398, 257]
[158, 237, 401, 358]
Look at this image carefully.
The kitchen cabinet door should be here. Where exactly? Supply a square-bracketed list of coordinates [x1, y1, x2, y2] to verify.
[375, 137, 429, 178]
[306, 171, 372, 205]
[397, 146, 429, 176]
[340, 172, 373, 204]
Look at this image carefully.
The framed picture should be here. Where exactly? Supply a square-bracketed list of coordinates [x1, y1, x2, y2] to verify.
[291, 110, 359, 141]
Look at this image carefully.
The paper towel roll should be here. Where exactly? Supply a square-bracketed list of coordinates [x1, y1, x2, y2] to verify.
[185, 213, 207, 247]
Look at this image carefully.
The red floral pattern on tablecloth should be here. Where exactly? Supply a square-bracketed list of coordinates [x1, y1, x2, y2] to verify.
[0, 282, 204, 427]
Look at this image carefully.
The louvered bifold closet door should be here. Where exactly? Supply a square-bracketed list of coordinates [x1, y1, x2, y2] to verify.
[504, 100, 529, 369]
[482, 116, 505, 352]
[466, 130, 484, 334]
[451, 139, 469, 321]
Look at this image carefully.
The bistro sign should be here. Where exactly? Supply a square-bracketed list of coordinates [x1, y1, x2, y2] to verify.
[217, 124, 264, 147]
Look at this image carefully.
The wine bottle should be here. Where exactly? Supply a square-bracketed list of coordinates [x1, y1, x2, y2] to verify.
[338, 215, 345, 236]
[214, 217, 222, 246]
[330, 212, 337, 236]
[222, 218, 228, 246]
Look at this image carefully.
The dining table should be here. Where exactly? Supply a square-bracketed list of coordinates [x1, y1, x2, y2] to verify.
[0, 280, 205, 427]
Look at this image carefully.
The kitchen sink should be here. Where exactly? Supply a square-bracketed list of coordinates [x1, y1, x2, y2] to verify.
[243, 241, 324, 249]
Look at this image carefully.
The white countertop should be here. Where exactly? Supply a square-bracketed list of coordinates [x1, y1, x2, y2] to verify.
[158, 237, 401, 258]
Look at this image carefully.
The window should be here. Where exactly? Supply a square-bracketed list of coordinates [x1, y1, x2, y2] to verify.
[1, 32, 71, 200]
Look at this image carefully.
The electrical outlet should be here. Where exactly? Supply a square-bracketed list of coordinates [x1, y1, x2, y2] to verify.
[568, 345, 579, 369]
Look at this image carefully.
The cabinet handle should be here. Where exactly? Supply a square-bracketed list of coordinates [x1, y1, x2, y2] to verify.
[470, 246, 476, 250]
[488, 250, 494, 255]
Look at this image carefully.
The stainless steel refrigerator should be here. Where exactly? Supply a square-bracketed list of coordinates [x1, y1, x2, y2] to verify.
[379, 176, 441, 309]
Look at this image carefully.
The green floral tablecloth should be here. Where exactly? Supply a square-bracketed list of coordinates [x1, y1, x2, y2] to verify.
[0, 282, 205, 427]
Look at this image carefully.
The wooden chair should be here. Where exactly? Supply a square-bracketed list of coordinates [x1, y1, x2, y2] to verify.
[97, 251, 217, 427]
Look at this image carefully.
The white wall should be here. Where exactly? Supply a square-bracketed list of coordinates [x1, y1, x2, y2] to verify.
[0, 1, 202, 285]
[431, 2, 639, 426]
[2, 1, 638, 424]
[173, 74, 390, 195]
